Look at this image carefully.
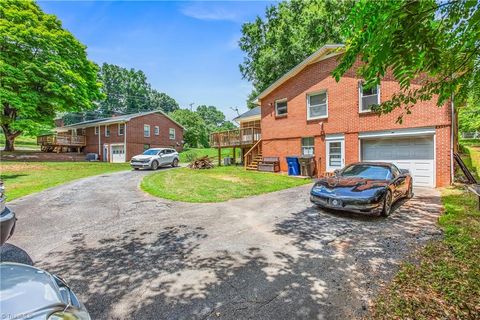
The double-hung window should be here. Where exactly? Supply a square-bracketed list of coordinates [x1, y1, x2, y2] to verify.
[144, 124, 150, 137]
[307, 91, 328, 119]
[275, 99, 288, 116]
[154, 126, 160, 136]
[105, 126, 110, 137]
[301, 137, 315, 156]
[118, 123, 125, 136]
[94, 126, 99, 135]
[359, 82, 380, 112]
[169, 128, 175, 140]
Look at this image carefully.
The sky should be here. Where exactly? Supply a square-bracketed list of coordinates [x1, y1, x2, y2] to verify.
[38, 1, 276, 121]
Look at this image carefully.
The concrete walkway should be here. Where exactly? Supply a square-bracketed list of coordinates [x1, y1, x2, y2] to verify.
[7, 169, 443, 319]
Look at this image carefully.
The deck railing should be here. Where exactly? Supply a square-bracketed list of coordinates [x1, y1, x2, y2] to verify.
[37, 134, 86, 147]
[210, 127, 261, 147]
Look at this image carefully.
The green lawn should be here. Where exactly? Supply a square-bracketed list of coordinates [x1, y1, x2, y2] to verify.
[141, 166, 311, 202]
[0, 162, 130, 201]
[179, 147, 234, 163]
[370, 142, 480, 319]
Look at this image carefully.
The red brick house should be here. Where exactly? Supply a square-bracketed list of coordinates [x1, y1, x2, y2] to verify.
[39, 110, 184, 162]
[212, 44, 454, 187]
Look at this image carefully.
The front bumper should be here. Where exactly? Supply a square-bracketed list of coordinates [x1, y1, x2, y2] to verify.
[130, 162, 151, 169]
[0, 207, 16, 245]
[310, 194, 383, 213]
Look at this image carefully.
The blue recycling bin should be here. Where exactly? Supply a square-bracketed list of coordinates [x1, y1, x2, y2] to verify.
[286, 156, 300, 176]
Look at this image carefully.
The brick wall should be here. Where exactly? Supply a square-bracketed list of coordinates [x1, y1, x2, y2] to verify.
[259, 55, 452, 187]
[126, 113, 183, 160]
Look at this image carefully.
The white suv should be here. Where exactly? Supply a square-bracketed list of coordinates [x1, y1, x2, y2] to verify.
[130, 148, 180, 170]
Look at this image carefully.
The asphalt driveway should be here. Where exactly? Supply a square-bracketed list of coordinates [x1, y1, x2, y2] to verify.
[6, 169, 443, 319]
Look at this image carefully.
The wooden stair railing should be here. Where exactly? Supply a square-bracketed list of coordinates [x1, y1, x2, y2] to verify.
[244, 139, 262, 169]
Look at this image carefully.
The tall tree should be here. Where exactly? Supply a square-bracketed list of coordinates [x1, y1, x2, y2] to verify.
[0, 0, 102, 150]
[333, 0, 480, 121]
[196, 105, 236, 133]
[169, 109, 209, 148]
[96, 63, 178, 117]
[239, 0, 352, 107]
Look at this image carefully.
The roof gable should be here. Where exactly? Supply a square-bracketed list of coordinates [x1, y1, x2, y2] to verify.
[255, 44, 344, 103]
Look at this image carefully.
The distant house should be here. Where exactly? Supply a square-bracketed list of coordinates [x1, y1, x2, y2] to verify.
[211, 44, 454, 187]
[38, 110, 184, 163]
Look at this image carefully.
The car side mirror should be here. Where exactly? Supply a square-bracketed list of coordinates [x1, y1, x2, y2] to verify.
[399, 169, 410, 176]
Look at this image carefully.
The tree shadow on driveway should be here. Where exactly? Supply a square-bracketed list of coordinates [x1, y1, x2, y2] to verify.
[37, 192, 443, 320]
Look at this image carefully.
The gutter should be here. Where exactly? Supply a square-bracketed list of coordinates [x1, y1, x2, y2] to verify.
[451, 94, 455, 184]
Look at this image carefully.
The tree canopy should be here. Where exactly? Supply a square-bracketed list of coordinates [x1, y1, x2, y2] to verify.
[239, 0, 351, 108]
[0, 0, 102, 150]
[196, 105, 236, 133]
[169, 109, 209, 148]
[333, 0, 480, 122]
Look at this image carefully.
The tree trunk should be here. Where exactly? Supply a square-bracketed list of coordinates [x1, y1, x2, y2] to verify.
[1, 124, 20, 152]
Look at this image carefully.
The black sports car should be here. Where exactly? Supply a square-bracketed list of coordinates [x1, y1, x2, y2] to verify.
[310, 162, 413, 216]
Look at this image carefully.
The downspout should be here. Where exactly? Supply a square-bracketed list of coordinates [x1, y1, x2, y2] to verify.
[450, 94, 455, 185]
[98, 126, 101, 160]
[124, 122, 127, 162]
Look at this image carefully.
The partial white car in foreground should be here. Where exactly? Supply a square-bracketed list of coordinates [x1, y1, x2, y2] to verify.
[130, 148, 180, 170]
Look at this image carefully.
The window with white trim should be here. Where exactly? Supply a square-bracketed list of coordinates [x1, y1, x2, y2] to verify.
[105, 126, 110, 137]
[301, 137, 315, 156]
[169, 128, 175, 140]
[154, 126, 160, 136]
[94, 126, 99, 135]
[275, 99, 288, 116]
[118, 123, 125, 136]
[359, 82, 380, 112]
[307, 91, 328, 119]
[144, 124, 150, 137]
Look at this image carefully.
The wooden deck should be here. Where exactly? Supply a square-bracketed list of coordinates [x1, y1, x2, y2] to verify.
[210, 127, 261, 148]
[37, 134, 86, 152]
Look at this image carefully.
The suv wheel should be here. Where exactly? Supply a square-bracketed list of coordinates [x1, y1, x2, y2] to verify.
[172, 158, 179, 167]
[151, 160, 159, 170]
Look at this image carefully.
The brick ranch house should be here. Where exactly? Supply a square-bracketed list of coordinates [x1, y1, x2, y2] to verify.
[212, 44, 454, 187]
[38, 110, 184, 163]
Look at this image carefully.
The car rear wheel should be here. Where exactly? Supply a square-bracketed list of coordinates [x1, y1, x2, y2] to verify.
[381, 190, 392, 217]
[406, 181, 414, 198]
[151, 160, 159, 170]
[171, 158, 179, 167]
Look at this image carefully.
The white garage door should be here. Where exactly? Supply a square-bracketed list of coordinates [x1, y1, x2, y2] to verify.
[111, 145, 126, 163]
[361, 136, 435, 187]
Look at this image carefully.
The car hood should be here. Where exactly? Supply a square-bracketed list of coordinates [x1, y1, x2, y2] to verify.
[0, 263, 64, 318]
[313, 177, 389, 198]
[131, 155, 154, 161]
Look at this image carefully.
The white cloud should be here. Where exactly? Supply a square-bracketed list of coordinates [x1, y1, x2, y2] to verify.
[179, 2, 243, 22]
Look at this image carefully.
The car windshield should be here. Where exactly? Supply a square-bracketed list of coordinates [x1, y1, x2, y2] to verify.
[143, 149, 159, 155]
[341, 164, 392, 180]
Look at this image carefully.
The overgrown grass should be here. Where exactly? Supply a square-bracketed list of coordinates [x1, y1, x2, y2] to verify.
[370, 142, 480, 319]
[141, 166, 311, 202]
[179, 148, 234, 163]
[0, 162, 130, 201]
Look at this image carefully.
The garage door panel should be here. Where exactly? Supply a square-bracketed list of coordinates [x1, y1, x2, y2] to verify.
[361, 136, 435, 187]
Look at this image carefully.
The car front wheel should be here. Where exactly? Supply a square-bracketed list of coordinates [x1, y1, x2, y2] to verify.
[172, 158, 179, 167]
[381, 190, 392, 217]
[406, 181, 414, 199]
[151, 160, 159, 170]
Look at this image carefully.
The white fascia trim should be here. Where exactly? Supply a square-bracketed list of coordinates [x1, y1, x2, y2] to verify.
[358, 126, 436, 139]
[255, 44, 344, 103]
[238, 115, 261, 123]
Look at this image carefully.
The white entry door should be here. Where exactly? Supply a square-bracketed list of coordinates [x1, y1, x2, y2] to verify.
[111, 145, 126, 163]
[326, 139, 344, 172]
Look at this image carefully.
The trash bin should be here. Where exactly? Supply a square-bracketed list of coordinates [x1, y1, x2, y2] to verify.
[224, 157, 232, 166]
[299, 155, 315, 177]
[286, 156, 300, 176]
